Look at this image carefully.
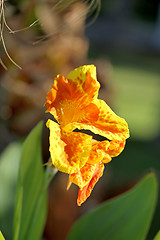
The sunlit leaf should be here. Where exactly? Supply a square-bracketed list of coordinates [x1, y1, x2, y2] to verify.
[67, 172, 158, 240]
[0, 231, 5, 240]
[13, 121, 48, 240]
[154, 231, 160, 240]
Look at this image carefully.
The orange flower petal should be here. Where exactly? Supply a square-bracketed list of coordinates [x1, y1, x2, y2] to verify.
[64, 99, 129, 141]
[44, 65, 100, 127]
[45, 64, 130, 206]
[87, 139, 126, 165]
[77, 162, 104, 206]
[67, 65, 100, 99]
[107, 140, 126, 157]
[69, 163, 97, 189]
[102, 140, 126, 163]
[69, 139, 111, 190]
[45, 65, 129, 142]
[87, 140, 110, 165]
[46, 119, 92, 174]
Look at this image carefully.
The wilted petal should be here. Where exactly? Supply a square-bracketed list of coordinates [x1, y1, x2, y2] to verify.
[46, 119, 92, 174]
[77, 162, 104, 206]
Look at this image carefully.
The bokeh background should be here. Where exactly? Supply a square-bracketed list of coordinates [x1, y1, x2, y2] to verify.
[0, 0, 160, 239]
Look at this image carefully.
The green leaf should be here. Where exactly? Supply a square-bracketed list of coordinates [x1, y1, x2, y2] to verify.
[0, 142, 22, 239]
[154, 231, 160, 240]
[0, 231, 5, 240]
[13, 121, 48, 240]
[67, 173, 158, 240]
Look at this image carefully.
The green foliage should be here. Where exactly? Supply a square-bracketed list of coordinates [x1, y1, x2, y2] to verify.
[13, 121, 48, 240]
[0, 143, 22, 239]
[107, 139, 160, 239]
[0, 231, 5, 240]
[67, 173, 158, 240]
[154, 231, 160, 240]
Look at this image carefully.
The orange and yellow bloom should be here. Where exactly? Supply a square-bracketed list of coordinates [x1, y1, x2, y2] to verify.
[45, 65, 129, 206]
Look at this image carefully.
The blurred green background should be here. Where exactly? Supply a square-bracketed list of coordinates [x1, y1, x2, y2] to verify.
[0, 0, 160, 239]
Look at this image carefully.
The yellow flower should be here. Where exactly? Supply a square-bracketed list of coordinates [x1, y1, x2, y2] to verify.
[45, 65, 129, 206]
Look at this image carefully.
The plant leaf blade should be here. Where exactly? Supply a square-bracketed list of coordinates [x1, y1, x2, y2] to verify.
[13, 121, 48, 240]
[67, 172, 158, 240]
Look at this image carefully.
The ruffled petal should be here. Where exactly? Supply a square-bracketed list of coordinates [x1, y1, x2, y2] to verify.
[64, 99, 129, 141]
[44, 65, 100, 127]
[77, 162, 104, 206]
[67, 65, 100, 99]
[102, 140, 126, 163]
[107, 140, 126, 157]
[45, 64, 130, 207]
[46, 119, 92, 174]
[69, 139, 111, 189]
[69, 163, 98, 189]
[87, 140, 110, 165]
